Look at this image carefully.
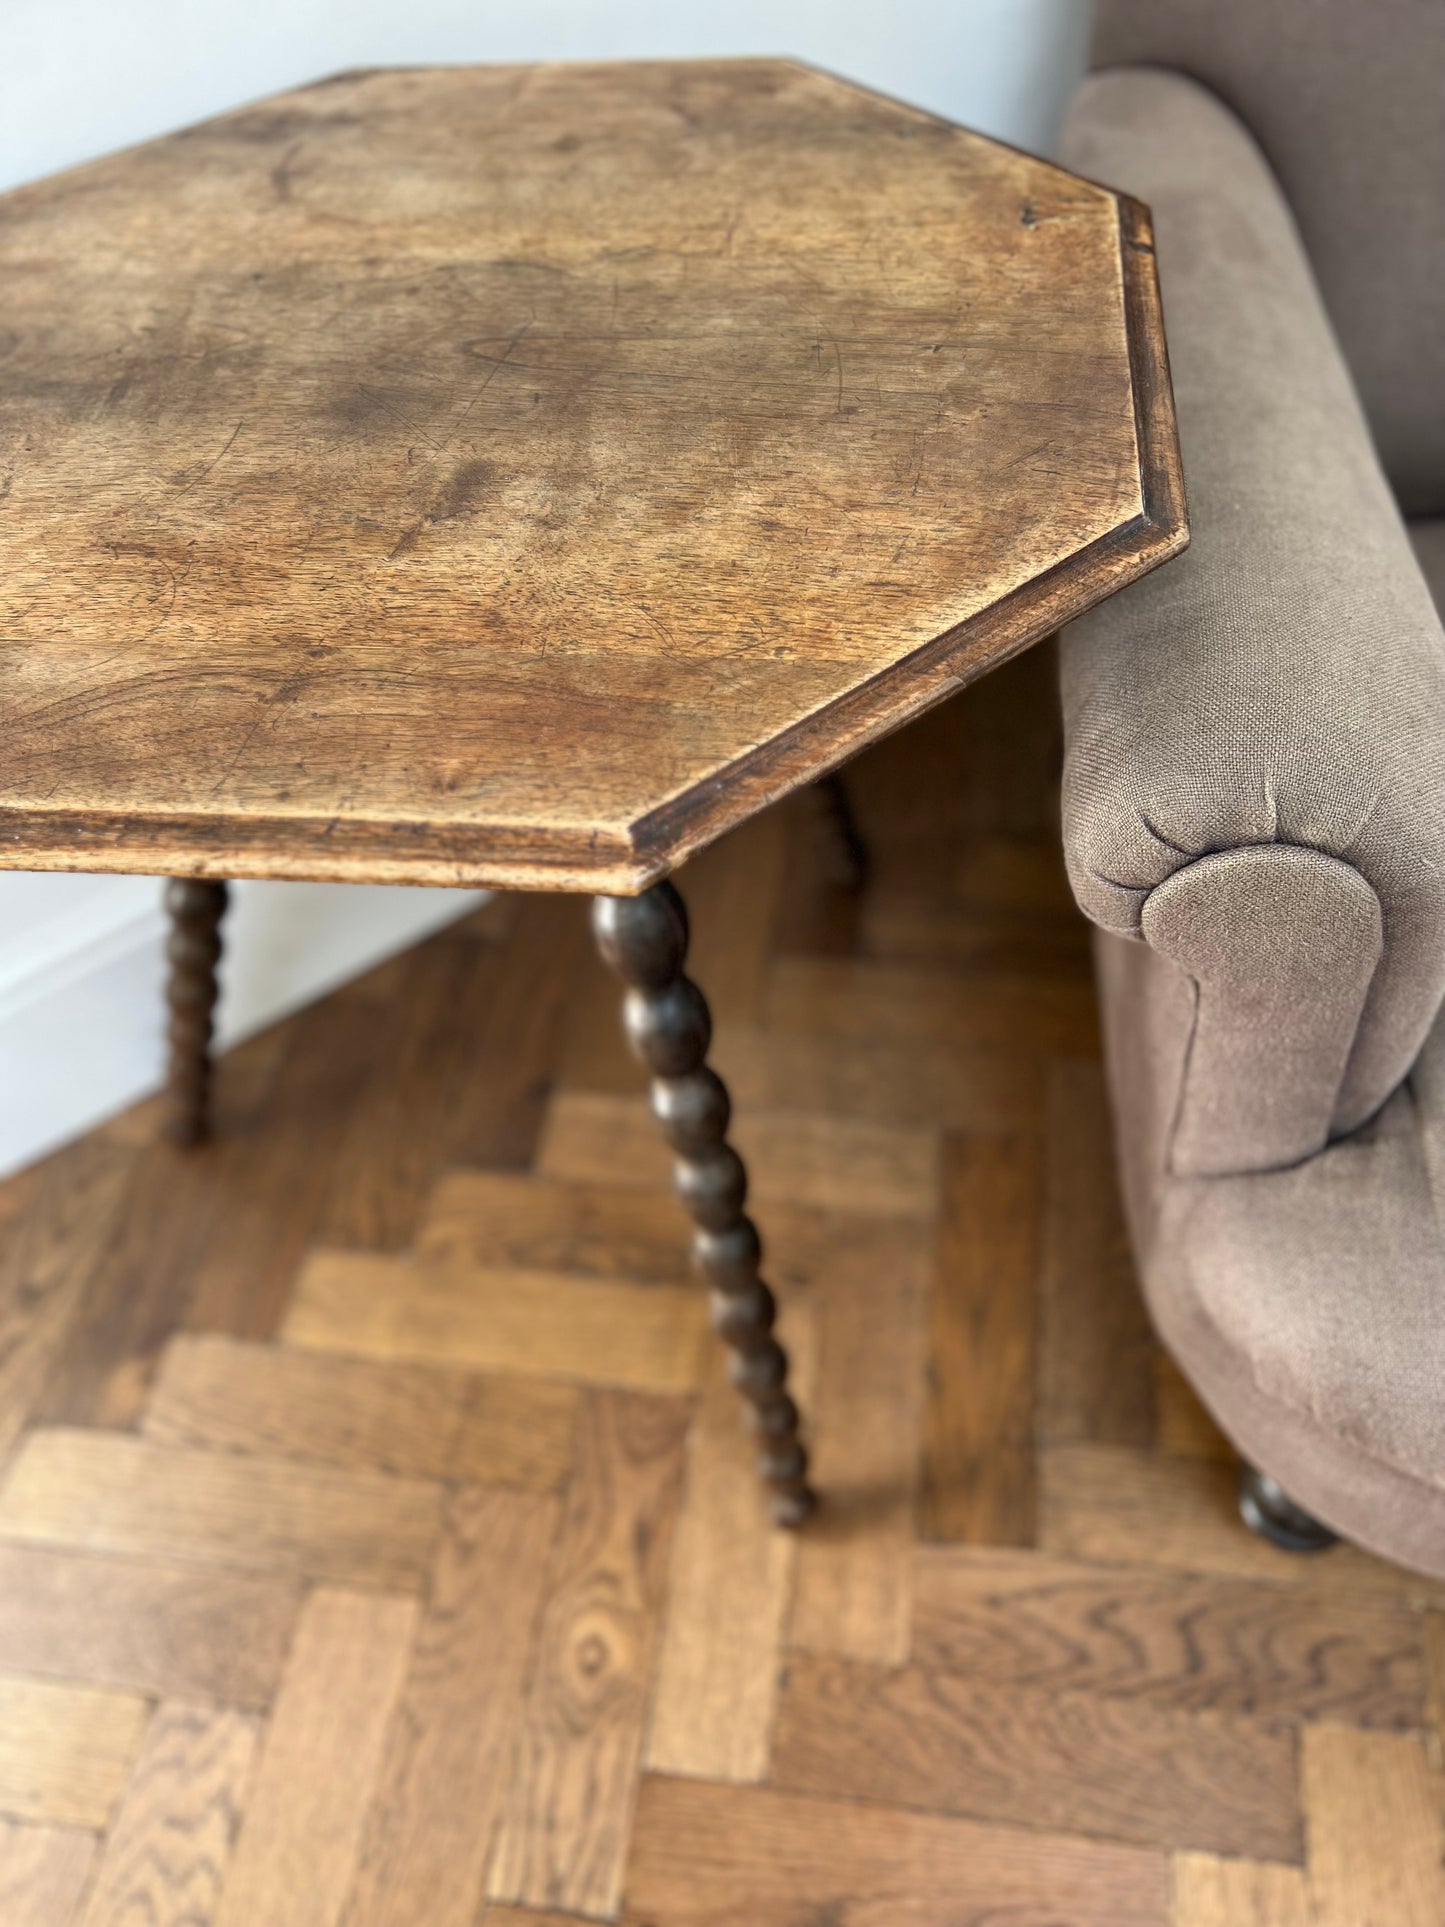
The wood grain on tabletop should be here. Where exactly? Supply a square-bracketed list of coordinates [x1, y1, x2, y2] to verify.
[0, 59, 1183, 892]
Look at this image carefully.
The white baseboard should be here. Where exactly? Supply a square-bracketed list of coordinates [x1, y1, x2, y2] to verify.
[0, 872, 486, 1177]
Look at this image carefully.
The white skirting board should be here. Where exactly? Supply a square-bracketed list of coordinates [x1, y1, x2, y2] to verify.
[0, 871, 486, 1178]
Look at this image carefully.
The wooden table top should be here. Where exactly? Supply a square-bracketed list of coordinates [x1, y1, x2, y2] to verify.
[0, 59, 1185, 893]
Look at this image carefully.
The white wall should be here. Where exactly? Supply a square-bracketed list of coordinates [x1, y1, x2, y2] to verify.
[0, 0, 1087, 1177]
[0, 873, 486, 1174]
[2, 2, 1088, 191]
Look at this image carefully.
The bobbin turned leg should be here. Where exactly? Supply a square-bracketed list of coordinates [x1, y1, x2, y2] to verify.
[162, 878, 229, 1146]
[813, 771, 871, 890]
[592, 880, 817, 1526]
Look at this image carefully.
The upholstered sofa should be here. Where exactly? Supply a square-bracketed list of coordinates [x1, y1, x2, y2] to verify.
[1057, 0, 1445, 1569]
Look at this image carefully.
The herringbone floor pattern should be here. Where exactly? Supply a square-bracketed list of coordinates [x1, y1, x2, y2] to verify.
[0, 648, 1440, 1926]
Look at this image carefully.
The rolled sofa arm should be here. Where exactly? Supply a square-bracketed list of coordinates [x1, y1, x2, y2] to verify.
[1058, 68, 1445, 1175]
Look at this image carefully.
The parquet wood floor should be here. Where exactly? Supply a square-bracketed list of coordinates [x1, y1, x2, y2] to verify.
[0, 645, 1439, 1925]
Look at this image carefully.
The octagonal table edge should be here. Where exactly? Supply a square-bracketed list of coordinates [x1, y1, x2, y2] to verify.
[627, 190, 1188, 888]
[0, 190, 1185, 900]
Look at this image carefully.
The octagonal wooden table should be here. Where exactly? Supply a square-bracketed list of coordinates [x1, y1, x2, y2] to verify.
[0, 58, 1186, 1524]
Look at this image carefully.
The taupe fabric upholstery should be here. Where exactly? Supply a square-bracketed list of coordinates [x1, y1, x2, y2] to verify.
[1141, 848, 1381, 1176]
[1093, 0, 1445, 512]
[1099, 923, 1445, 1575]
[1060, 39, 1445, 1573]
[1060, 69, 1445, 1172]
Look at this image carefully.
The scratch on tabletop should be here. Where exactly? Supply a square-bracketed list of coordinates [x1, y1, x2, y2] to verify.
[170, 419, 245, 499]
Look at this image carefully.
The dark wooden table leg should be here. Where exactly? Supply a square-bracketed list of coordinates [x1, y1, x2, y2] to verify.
[813, 771, 870, 889]
[162, 878, 229, 1146]
[592, 880, 818, 1526]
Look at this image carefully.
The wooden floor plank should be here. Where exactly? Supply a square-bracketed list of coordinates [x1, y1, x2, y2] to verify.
[0, 674, 1429, 1918]
[0, 1820, 97, 1927]
[920, 1134, 1037, 1545]
[483, 1913, 596, 1927]
[771, 1652, 1302, 1861]
[416, 1167, 921, 1305]
[646, 1319, 813, 1783]
[854, 886, 1091, 977]
[0, 1163, 40, 1231]
[0, 1543, 299, 1708]
[789, 1236, 927, 1664]
[342, 1487, 559, 1927]
[489, 1392, 689, 1919]
[79, 1702, 259, 1927]
[763, 956, 1099, 1056]
[1423, 1607, 1445, 1744]
[622, 1776, 1172, 1927]
[1154, 1354, 1231, 1461]
[33, 1133, 225, 1429]
[442, 891, 592, 1173]
[0, 1675, 148, 1829]
[537, 1089, 940, 1222]
[819, 690, 967, 894]
[947, 642, 1066, 842]
[1037, 1057, 1155, 1446]
[1172, 1852, 1310, 1927]
[913, 1544, 1426, 1729]
[944, 831, 1077, 910]
[180, 997, 384, 1346]
[565, 813, 1046, 1133]
[284, 1252, 709, 1394]
[99, 1016, 291, 1154]
[215, 1589, 417, 1927]
[0, 1430, 442, 1588]
[711, 1024, 1042, 1137]
[552, 933, 637, 1101]
[145, 1333, 577, 1491]
[1039, 1442, 1445, 1605]
[1303, 1725, 1445, 1927]
[314, 938, 491, 1252]
[770, 784, 869, 960]
[416, 1170, 689, 1283]
[0, 1138, 134, 1467]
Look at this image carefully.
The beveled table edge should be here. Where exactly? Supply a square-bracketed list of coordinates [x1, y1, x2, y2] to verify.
[0, 192, 1186, 897]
